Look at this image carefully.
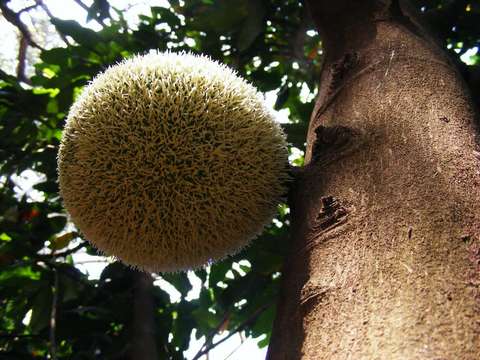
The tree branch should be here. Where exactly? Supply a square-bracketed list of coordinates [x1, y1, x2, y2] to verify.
[0, 2, 44, 50]
[18, 4, 40, 15]
[291, 6, 310, 62]
[38, 241, 87, 260]
[223, 333, 246, 360]
[72, 0, 91, 13]
[72, 0, 107, 27]
[16, 34, 30, 84]
[192, 302, 273, 360]
[195, 310, 232, 356]
[131, 271, 158, 360]
[35, 0, 71, 46]
[0, 333, 41, 338]
[49, 269, 59, 360]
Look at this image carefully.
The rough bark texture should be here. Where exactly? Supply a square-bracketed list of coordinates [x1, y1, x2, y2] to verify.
[131, 271, 158, 360]
[268, 0, 480, 359]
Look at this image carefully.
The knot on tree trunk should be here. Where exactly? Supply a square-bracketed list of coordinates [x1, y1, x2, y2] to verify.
[311, 125, 360, 164]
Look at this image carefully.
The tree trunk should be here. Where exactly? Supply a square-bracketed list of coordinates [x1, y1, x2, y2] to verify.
[268, 0, 480, 359]
[131, 271, 158, 360]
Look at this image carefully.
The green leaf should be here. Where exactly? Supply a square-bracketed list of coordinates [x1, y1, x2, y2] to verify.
[258, 333, 271, 348]
[51, 18, 102, 45]
[29, 287, 52, 334]
[59, 272, 83, 302]
[161, 272, 192, 297]
[87, 0, 110, 22]
[208, 260, 232, 287]
[0, 232, 12, 242]
[171, 302, 196, 351]
[48, 215, 68, 235]
[251, 304, 275, 339]
[191, 306, 219, 334]
[0, 266, 41, 282]
[236, 0, 266, 51]
[151, 6, 181, 27]
[274, 84, 290, 110]
[33, 181, 59, 194]
[49, 232, 77, 251]
[188, 0, 248, 33]
[40, 48, 71, 67]
[100, 262, 128, 283]
[281, 122, 308, 149]
[194, 268, 208, 283]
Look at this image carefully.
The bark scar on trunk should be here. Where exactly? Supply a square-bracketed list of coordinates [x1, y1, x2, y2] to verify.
[300, 282, 330, 311]
[314, 195, 348, 232]
[297, 196, 350, 256]
[311, 125, 361, 164]
[328, 52, 359, 97]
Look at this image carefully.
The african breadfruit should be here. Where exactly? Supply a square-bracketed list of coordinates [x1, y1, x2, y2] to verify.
[57, 52, 289, 272]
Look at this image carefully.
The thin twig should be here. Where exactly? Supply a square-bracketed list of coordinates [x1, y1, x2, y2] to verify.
[18, 4, 40, 14]
[74, 260, 109, 264]
[196, 311, 231, 356]
[72, 0, 107, 26]
[0, 2, 44, 50]
[223, 333, 246, 360]
[35, 0, 71, 46]
[292, 6, 310, 61]
[0, 333, 41, 338]
[50, 269, 59, 360]
[39, 241, 87, 259]
[191, 302, 273, 360]
[72, 0, 90, 12]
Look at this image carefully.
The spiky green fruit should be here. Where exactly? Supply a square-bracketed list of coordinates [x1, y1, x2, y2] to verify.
[58, 52, 289, 272]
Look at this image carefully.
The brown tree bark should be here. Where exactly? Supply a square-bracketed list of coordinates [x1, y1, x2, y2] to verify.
[131, 271, 158, 360]
[268, 0, 480, 359]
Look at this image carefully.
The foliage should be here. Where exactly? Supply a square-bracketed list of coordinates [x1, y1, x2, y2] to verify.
[0, 0, 478, 358]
